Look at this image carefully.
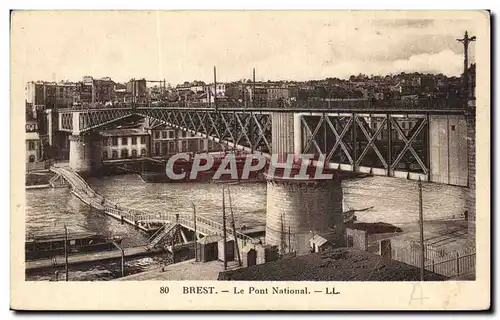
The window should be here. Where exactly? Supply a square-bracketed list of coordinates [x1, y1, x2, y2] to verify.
[102, 151, 108, 160]
[112, 150, 118, 159]
[121, 137, 128, 145]
[451, 125, 456, 131]
[28, 141, 35, 151]
[182, 131, 187, 138]
[161, 143, 168, 155]
[155, 142, 161, 155]
[121, 149, 129, 158]
[168, 141, 175, 153]
[132, 137, 137, 145]
[112, 137, 118, 146]
[141, 148, 147, 156]
[140, 136, 146, 144]
[28, 155, 35, 162]
[102, 138, 108, 146]
[131, 149, 138, 157]
[199, 140, 205, 150]
[168, 131, 174, 139]
[182, 141, 188, 151]
[154, 131, 160, 139]
[162, 131, 168, 139]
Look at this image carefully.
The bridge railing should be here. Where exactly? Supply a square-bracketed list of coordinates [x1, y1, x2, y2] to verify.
[58, 97, 466, 112]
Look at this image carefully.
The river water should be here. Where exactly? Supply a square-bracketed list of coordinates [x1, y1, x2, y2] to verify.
[25, 174, 467, 281]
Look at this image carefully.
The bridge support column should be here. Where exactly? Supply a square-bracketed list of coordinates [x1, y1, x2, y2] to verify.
[293, 114, 302, 157]
[265, 174, 344, 256]
[69, 135, 92, 173]
[45, 109, 53, 146]
[271, 112, 297, 160]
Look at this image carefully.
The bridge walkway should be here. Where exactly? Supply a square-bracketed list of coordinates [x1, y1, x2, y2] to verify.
[49, 166, 255, 247]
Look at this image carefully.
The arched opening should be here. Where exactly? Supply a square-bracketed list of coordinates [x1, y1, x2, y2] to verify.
[131, 149, 138, 158]
[102, 151, 108, 160]
[141, 148, 147, 156]
[121, 149, 129, 158]
[28, 155, 35, 163]
[112, 150, 118, 159]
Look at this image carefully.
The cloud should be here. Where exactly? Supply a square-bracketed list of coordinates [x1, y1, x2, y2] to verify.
[391, 50, 463, 76]
[372, 19, 435, 29]
[13, 12, 479, 84]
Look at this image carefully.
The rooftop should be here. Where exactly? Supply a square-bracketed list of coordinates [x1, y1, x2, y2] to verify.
[99, 128, 148, 137]
[218, 248, 448, 281]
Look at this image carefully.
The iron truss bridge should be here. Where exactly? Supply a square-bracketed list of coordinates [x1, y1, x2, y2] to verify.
[55, 101, 468, 181]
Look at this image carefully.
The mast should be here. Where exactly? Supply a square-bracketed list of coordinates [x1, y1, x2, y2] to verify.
[227, 186, 242, 266]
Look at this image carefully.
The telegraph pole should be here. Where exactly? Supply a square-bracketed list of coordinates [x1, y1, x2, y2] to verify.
[457, 31, 476, 99]
[192, 203, 198, 262]
[222, 187, 227, 270]
[418, 178, 425, 281]
[252, 68, 256, 108]
[214, 66, 218, 110]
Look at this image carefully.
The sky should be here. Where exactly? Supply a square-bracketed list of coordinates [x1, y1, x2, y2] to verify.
[12, 11, 479, 85]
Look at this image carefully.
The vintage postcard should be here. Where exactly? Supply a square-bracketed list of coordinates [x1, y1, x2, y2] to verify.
[10, 10, 490, 310]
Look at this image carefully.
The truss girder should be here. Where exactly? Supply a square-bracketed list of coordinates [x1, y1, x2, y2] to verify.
[135, 109, 272, 152]
[299, 112, 429, 176]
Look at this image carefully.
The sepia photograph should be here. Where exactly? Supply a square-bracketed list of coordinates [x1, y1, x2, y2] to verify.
[10, 9, 490, 310]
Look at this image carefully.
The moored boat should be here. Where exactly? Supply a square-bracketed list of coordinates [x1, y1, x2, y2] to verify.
[25, 231, 123, 260]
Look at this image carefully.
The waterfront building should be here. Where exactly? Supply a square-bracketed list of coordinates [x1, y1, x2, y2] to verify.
[99, 129, 149, 160]
[26, 119, 42, 163]
[149, 124, 209, 157]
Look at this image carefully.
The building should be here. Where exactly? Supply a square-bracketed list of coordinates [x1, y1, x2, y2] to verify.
[309, 233, 337, 253]
[75, 80, 93, 105]
[126, 78, 148, 104]
[99, 129, 149, 160]
[176, 81, 206, 102]
[468, 63, 476, 100]
[420, 75, 437, 92]
[205, 83, 226, 98]
[149, 124, 209, 157]
[26, 81, 77, 108]
[25, 82, 46, 106]
[267, 86, 290, 101]
[26, 119, 42, 163]
[93, 77, 115, 104]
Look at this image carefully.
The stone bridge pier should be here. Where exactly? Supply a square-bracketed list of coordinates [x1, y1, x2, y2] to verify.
[265, 112, 345, 256]
[69, 135, 92, 173]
